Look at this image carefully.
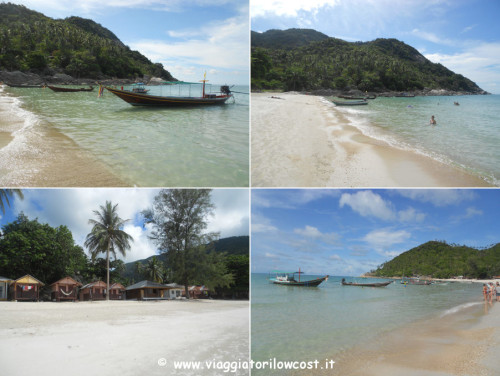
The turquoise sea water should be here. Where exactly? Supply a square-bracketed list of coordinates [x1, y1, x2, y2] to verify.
[251, 273, 483, 375]
[326, 95, 500, 186]
[2, 84, 249, 187]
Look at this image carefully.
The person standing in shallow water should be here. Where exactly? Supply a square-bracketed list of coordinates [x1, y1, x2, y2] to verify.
[483, 284, 488, 302]
[430, 115, 437, 125]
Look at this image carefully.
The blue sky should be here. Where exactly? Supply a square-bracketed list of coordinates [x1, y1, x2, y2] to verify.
[251, 0, 500, 93]
[4, 0, 249, 84]
[251, 189, 500, 276]
[0, 189, 249, 263]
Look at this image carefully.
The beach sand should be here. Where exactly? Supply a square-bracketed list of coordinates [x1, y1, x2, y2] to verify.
[295, 302, 499, 376]
[0, 300, 249, 376]
[0, 89, 127, 187]
[251, 92, 491, 187]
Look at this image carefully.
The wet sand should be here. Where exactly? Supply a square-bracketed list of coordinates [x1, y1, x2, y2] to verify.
[0, 300, 249, 376]
[0, 90, 127, 187]
[251, 92, 491, 187]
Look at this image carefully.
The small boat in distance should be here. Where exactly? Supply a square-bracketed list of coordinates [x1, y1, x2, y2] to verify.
[5, 83, 44, 88]
[341, 278, 393, 287]
[401, 277, 433, 285]
[269, 269, 329, 287]
[331, 100, 368, 106]
[338, 95, 377, 100]
[48, 85, 94, 92]
[131, 83, 150, 94]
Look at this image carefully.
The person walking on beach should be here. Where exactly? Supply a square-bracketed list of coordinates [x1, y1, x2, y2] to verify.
[496, 282, 500, 302]
[483, 284, 488, 302]
[429, 115, 437, 125]
[490, 282, 496, 303]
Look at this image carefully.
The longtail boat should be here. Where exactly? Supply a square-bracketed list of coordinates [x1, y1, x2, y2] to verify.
[401, 277, 432, 285]
[5, 83, 44, 88]
[341, 278, 393, 287]
[48, 85, 94, 92]
[331, 100, 368, 106]
[105, 74, 233, 107]
[338, 95, 376, 100]
[269, 269, 329, 287]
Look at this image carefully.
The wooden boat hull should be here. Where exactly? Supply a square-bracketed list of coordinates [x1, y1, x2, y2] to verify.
[342, 280, 393, 287]
[271, 275, 329, 287]
[48, 85, 94, 92]
[105, 87, 232, 106]
[5, 83, 43, 88]
[332, 100, 368, 106]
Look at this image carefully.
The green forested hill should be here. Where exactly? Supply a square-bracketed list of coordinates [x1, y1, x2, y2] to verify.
[373, 241, 500, 279]
[121, 236, 249, 281]
[251, 28, 329, 50]
[0, 2, 174, 80]
[252, 28, 486, 94]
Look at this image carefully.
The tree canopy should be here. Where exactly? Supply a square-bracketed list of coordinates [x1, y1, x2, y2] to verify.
[0, 2, 175, 80]
[143, 189, 234, 298]
[0, 213, 88, 282]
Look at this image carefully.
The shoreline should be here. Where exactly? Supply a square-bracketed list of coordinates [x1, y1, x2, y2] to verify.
[0, 300, 249, 376]
[0, 86, 128, 187]
[293, 301, 499, 376]
[251, 92, 492, 187]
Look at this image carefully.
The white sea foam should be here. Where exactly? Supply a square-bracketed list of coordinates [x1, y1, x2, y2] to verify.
[440, 302, 482, 318]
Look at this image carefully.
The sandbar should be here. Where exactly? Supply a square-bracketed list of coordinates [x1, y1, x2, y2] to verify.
[251, 92, 491, 187]
[0, 300, 249, 376]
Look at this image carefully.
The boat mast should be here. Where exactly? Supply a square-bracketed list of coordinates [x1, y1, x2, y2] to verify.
[200, 71, 207, 98]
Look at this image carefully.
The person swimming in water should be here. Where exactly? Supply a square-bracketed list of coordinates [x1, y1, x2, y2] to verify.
[430, 115, 437, 125]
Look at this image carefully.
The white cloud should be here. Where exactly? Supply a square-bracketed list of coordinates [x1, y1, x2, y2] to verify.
[128, 13, 249, 78]
[9, 0, 238, 15]
[398, 207, 426, 222]
[11, 188, 248, 263]
[293, 225, 338, 244]
[251, 0, 340, 18]
[339, 191, 395, 221]
[411, 28, 456, 47]
[396, 189, 476, 207]
[424, 42, 500, 93]
[362, 228, 411, 253]
[451, 206, 483, 223]
[329, 254, 341, 260]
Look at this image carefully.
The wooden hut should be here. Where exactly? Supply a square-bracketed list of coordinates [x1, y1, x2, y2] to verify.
[125, 280, 171, 300]
[186, 285, 210, 299]
[50, 277, 82, 302]
[79, 281, 107, 301]
[0, 276, 13, 301]
[10, 274, 45, 301]
[109, 283, 126, 300]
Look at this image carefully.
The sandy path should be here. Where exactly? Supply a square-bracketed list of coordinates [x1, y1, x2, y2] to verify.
[251, 92, 490, 187]
[0, 300, 249, 376]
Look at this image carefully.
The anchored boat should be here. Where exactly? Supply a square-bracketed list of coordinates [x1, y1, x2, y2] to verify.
[269, 269, 329, 287]
[48, 85, 94, 92]
[341, 278, 393, 287]
[331, 99, 368, 106]
[105, 75, 233, 107]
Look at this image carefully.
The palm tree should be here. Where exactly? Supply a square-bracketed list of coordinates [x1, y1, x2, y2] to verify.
[145, 256, 164, 283]
[0, 189, 23, 214]
[85, 201, 133, 300]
